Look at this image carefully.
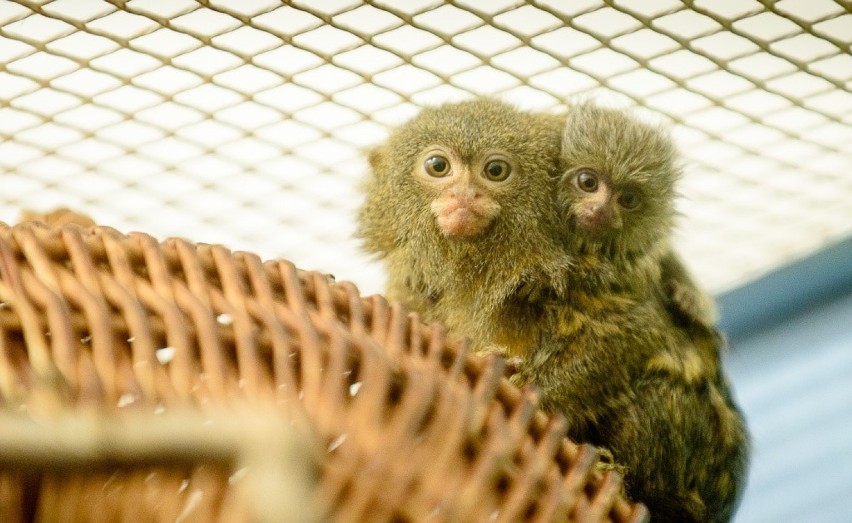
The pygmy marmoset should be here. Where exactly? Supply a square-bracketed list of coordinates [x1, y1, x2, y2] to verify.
[357, 98, 749, 522]
[512, 102, 749, 522]
[357, 98, 570, 357]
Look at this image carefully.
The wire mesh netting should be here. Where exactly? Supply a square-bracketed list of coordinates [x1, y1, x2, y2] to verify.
[0, 0, 850, 296]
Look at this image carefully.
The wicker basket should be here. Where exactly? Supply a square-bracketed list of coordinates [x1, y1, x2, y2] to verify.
[0, 221, 648, 522]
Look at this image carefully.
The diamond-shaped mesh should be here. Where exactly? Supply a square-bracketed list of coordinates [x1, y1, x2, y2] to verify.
[1, 0, 850, 295]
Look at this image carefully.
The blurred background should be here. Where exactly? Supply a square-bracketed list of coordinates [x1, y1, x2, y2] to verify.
[1, 1, 850, 520]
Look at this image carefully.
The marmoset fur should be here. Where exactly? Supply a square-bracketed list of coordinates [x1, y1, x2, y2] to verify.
[357, 98, 748, 522]
[357, 98, 570, 357]
[511, 102, 749, 522]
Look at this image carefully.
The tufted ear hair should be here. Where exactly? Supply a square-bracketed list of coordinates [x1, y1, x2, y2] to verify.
[367, 145, 388, 173]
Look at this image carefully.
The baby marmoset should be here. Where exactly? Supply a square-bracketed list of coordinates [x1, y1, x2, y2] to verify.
[357, 98, 570, 357]
[512, 102, 749, 522]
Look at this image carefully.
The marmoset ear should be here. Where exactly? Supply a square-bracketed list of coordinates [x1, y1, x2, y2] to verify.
[367, 145, 388, 172]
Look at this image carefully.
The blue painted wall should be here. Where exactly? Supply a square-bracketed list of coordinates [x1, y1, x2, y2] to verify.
[722, 278, 852, 521]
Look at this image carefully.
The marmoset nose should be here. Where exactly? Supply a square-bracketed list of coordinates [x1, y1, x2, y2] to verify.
[450, 185, 482, 201]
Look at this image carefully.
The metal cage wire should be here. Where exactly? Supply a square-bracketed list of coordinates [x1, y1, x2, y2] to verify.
[0, 0, 850, 296]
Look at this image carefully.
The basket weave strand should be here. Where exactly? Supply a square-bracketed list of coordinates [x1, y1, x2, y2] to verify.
[0, 221, 648, 522]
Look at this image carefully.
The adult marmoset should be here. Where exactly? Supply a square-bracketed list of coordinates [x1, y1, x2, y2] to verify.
[357, 98, 570, 357]
[513, 102, 749, 522]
